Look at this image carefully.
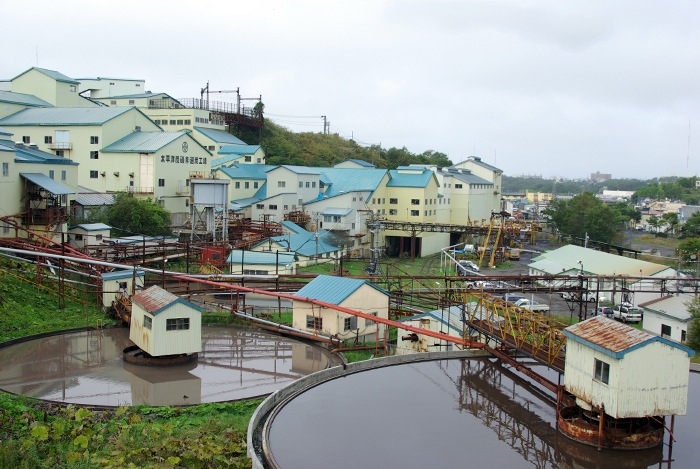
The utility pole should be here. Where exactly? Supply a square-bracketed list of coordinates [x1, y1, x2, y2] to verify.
[322, 116, 328, 135]
[312, 211, 320, 264]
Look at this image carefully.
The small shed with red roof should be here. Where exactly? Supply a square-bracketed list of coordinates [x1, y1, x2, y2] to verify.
[129, 285, 203, 357]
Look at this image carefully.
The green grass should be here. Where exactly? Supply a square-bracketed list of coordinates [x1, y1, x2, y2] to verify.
[0, 393, 258, 468]
[0, 272, 118, 343]
[633, 234, 682, 249]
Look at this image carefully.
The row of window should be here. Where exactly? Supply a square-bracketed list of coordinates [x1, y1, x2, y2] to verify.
[243, 269, 269, 275]
[47, 170, 67, 181]
[305, 313, 377, 332]
[376, 209, 437, 216]
[256, 204, 279, 210]
[73, 234, 103, 241]
[298, 181, 317, 188]
[154, 119, 192, 126]
[235, 181, 260, 189]
[195, 117, 209, 124]
[243, 156, 263, 163]
[374, 198, 442, 205]
[443, 182, 490, 190]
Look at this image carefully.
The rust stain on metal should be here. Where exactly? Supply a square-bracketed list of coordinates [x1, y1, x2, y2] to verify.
[564, 316, 652, 353]
[131, 285, 181, 314]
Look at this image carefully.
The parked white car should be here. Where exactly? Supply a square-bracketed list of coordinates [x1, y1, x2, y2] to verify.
[612, 304, 642, 323]
[513, 299, 550, 313]
[561, 291, 607, 303]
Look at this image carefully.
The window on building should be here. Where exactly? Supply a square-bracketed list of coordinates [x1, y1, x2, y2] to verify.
[411, 199, 419, 205]
[22, 136, 30, 144]
[144, 315, 152, 330]
[682, 330, 687, 342]
[455, 184, 463, 189]
[254, 182, 259, 189]
[2, 163, 8, 177]
[49, 170, 54, 179]
[448, 198, 450, 204]
[257, 158, 261, 163]
[95, 234, 103, 241]
[90, 136, 99, 144]
[594, 359, 610, 385]
[372, 198, 376, 204]
[90, 151, 99, 159]
[425, 199, 428, 205]
[184, 119, 191, 125]
[245, 182, 249, 189]
[269, 205, 278, 210]
[235, 182, 240, 188]
[424, 210, 427, 216]
[305, 182, 310, 188]
[44, 136, 52, 144]
[242, 155, 251, 162]
[256, 204, 264, 209]
[166, 318, 190, 331]
[390, 198, 398, 204]
[208, 145, 215, 151]
[278, 181, 286, 188]
[390, 209, 397, 215]
[382, 198, 385, 204]
[74, 234, 83, 241]
[306, 315, 322, 330]
[312, 181, 316, 188]
[111, 100, 116, 105]
[128, 100, 135, 105]
[2, 222, 9, 234]
[135, 126, 141, 132]
[661, 324, 672, 338]
[411, 210, 419, 216]
[177, 120, 183, 125]
[299, 181, 303, 188]
[169, 120, 176, 125]
[344, 316, 358, 331]
[284, 205, 288, 210]
[158, 179, 165, 187]
[365, 312, 377, 327]
[90, 170, 98, 178]
[359, 196, 363, 201]
[69, 85, 76, 92]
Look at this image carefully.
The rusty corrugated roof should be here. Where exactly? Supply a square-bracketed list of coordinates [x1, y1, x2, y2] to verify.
[563, 316, 695, 358]
[565, 316, 650, 353]
[130, 285, 202, 315]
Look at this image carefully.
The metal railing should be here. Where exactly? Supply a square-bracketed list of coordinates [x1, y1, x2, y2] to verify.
[48, 142, 72, 150]
[147, 98, 261, 120]
[126, 186, 154, 194]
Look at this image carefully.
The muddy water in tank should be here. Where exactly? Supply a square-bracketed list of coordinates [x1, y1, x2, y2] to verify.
[0, 327, 331, 406]
[267, 358, 700, 469]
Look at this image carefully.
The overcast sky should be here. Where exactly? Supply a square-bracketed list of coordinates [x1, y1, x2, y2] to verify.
[3, 0, 700, 179]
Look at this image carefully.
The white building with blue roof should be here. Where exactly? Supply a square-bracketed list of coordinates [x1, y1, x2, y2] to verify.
[9, 67, 99, 108]
[226, 250, 296, 275]
[292, 275, 390, 341]
[250, 227, 342, 267]
[212, 144, 266, 167]
[67, 223, 111, 249]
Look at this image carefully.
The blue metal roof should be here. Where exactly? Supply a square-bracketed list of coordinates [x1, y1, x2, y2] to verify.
[386, 168, 437, 188]
[20, 173, 75, 195]
[313, 167, 387, 198]
[440, 171, 493, 185]
[0, 127, 12, 136]
[12, 67, 80, 84]
[253, 231, 341, 257]
[321, 208, 352, 217]
[218, 144, 262, 155]
[68, 223, 111, 231]
[102, 270, 146, 280]
[0, 106, 137, 126]
[334, 158, 375, 168]
[280, 220, 307, 234]
[294, 275, 389, 305]
[279, 165, 320, 175]
[100, 130, 192, 153]
[193, 127, 246, 145]
[253, 182, 267, 199]
[396, 166, 426, 171]
[230, 196, 261, 208]
[215, 164, 277, 180]
[0, 91, 53, 107]
[226, 250, 296, 265]
[0, 139, 79, 165]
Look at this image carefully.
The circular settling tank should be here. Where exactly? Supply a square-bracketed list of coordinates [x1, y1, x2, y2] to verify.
[0, 326, 335, 407]
[260, 358, 700, 469]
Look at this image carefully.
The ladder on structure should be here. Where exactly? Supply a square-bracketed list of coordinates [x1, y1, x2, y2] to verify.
[478, 217, 504, 268]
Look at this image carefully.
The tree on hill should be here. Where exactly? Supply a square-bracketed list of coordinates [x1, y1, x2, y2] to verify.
[682, 212, 700, 237]
[544, 192, 628, 243]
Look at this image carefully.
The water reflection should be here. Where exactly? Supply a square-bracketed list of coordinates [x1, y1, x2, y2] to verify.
[0, 327, 332, 405]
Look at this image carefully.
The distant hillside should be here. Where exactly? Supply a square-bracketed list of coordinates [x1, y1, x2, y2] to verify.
[502, 176, 657, 195]
[234, 119, 452, 169]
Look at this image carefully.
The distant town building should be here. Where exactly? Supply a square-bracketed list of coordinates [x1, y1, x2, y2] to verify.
[591, 171, 612, 182]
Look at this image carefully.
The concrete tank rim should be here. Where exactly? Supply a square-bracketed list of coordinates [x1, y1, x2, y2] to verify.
[246, 349, 491, 469]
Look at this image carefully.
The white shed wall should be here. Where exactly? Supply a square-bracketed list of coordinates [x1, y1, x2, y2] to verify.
[642, 311, 688, 343]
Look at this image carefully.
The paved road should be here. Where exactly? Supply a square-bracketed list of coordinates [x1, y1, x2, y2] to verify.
[623, 230, 676, 258]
